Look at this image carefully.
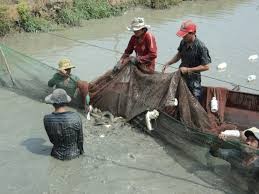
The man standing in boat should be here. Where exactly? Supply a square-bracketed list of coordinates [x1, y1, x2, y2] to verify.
[115, 17, 157, 74]
[162, 20, 211, 101]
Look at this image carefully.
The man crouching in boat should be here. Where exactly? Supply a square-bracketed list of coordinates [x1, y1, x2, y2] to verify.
[48, 59, 90, 111]
[44, 89, 84, 160]
[210, 127, 259, 190]
[114, 17, 157, 74]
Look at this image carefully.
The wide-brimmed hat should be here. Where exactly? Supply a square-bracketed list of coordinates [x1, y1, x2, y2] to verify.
[58, 59, 75, 70]
[45, 88, 71, 104]
[127, 17, 150, 31]
[176, 20, 197, 37]
[244, 127, 259, 141]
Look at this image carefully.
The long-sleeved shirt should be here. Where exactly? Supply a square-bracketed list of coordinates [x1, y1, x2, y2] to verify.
[124, 31, 157, 73]
[48, 73, 80, 98]
[44, 111, 84, 160]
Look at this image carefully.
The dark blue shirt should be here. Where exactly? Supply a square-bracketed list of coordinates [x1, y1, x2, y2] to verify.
[44, 111, 84, 160]
[178, 37, 211, 84]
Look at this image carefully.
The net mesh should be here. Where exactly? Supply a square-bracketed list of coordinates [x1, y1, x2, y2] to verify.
[1, 43, 259, 193]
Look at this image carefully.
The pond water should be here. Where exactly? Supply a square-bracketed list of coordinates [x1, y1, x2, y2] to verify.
[1, 0, 259, 193]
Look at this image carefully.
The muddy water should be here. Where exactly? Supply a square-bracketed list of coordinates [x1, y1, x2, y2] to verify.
[2, 0, 259, 92]
[1, 0, 259, 193]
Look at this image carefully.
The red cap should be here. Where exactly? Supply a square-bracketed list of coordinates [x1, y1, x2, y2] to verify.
[176, 20, 197, 37]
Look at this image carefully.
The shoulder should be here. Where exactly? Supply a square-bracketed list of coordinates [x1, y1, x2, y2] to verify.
[53, 73, 61, 78]
[130, 35, 137, 41]
[71, 74, 80, 81]
[145, 32, 156, 40]
[67, 111, 81, 121]
[43, 113, 54, 124]
[195, 38, 208, 49]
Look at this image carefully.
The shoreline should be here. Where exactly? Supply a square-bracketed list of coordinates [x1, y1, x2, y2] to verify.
[0, 0, 183, 37]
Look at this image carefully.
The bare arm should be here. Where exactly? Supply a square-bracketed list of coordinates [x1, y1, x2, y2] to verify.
[180, 64, 210, 75]
[162, 52, 181, 73]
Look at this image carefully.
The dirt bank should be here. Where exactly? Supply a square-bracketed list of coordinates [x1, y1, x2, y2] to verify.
[0, 0, 182, 36]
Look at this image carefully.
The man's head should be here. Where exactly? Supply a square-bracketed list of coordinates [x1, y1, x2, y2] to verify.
[127, 17, 150, 37]
[58, 59, 75, 75]
[244, 127, 259, 148]
[176, 20, 196, 42]
[45, 88, 71, 108]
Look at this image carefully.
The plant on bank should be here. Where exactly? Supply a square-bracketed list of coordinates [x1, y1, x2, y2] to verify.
[55, 0, 125, 26]
[133, 0, 182, 9]
[0, 5, 12, 36]
[17, 0, 51, 32]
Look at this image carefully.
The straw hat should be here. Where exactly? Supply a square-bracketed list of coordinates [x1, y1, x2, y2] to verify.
[58, 59, 75, 70]
[127, 17, 150, 31]
[45, 88, 71, 104]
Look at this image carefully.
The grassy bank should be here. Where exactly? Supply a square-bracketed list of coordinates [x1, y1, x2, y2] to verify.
[0, 0, 182, 36]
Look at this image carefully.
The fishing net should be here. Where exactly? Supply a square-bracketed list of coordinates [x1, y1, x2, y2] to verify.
[0, 43, 89, 109]
[1, 43, 259, 193]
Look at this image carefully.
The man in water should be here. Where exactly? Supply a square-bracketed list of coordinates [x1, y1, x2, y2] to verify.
[43, 88, 84, 160]
[162, 20, 211, 101]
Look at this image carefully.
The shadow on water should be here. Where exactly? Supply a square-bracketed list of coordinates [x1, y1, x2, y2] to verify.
[21, 137, 52, 156]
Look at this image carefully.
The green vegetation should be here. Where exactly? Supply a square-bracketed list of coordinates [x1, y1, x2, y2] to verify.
[55, 0, 124, 26]
[0, 0, 182, 36]
[0, 5, 12, 36]
[133, 0, 182, 9]
[17, 1, 51, 32]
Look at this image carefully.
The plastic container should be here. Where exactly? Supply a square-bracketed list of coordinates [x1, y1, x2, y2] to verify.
[247, 75, 256, 82]
[211, 96, 218, 113]
[248, 54, 258, 62]
[217, 62, 227, 71]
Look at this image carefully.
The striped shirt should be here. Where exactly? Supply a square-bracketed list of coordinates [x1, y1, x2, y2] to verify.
[178, 37, 211, 84]
[44, 111, 84, 160]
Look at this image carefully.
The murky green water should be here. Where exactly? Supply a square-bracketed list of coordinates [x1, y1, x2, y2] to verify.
[1, 0, 259, 193]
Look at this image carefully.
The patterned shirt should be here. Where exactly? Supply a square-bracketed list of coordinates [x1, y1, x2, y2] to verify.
[124, 31, 157, 73]
[178, 37, 211, 84]
[44, 111, 84, 160]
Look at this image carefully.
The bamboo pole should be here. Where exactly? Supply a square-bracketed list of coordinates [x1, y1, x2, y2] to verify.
[0, 45, 16, 86]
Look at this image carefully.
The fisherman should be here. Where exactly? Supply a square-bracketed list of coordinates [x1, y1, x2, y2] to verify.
[114, 17, 157, 74]
[48, 59, 90, 109]
[162, 20, 211, 101]
[210, 127, 259, 190]
[43, 88, 84, 160]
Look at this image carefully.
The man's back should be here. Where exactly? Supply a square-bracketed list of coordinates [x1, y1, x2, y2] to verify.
[44, 111, 84, 160]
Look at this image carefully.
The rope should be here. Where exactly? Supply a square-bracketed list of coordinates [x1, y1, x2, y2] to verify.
[47, 32, 259, 93]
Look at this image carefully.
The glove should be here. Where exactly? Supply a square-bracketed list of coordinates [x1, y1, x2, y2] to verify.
[85, 93, 90, 105]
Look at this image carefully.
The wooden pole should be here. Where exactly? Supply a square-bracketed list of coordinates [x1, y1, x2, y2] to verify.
[0, 45, 16, 86]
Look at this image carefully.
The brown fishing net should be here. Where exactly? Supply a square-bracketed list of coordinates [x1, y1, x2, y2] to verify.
[89, 63, 211, 131]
